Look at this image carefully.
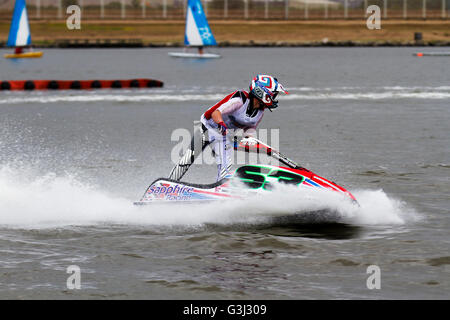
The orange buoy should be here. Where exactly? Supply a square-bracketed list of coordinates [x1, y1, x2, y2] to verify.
[0, 79, 163, 91]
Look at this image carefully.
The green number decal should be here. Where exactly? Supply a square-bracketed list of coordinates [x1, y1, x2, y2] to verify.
[263, 170, 305, 190]
[235, 165, 270, 189]
[235, 166, 304, 190]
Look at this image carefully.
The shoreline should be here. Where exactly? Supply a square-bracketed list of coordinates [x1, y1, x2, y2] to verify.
[1, 39, 449, 48]
[1, 42, 448, 48]
[1, 19, 449, 48]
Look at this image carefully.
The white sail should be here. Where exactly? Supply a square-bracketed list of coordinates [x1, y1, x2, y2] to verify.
[7, 0, 31, 47]
[184, 0, 217, 47]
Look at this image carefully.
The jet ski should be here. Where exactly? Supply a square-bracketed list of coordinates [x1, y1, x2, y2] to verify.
[134, 138, 358, 205]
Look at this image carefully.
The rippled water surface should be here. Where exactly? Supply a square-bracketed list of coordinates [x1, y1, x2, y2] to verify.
[0, 47, 449, 299]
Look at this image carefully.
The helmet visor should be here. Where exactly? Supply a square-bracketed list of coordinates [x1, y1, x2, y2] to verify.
[271, 91, 279, 100]
[253, 86, 265, 101]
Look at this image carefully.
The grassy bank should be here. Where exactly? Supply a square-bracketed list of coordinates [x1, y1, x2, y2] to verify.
[1, 20, 449, 47]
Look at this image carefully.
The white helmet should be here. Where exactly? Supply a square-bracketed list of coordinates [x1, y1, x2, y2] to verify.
[249, 75, 288, 109]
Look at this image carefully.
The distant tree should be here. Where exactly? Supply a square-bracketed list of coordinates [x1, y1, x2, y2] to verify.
[131, 0, 141, 8]
[62, 0, 79, 7]
[209, 0, 245, 10]
[106, 1, 122, 9]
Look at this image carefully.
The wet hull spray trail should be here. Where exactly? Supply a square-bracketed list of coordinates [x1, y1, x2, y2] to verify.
[0, 48, 449, 299]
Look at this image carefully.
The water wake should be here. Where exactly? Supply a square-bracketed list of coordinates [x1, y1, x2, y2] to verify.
[0, 165, 417, 230]
[0, 86, 448, 105]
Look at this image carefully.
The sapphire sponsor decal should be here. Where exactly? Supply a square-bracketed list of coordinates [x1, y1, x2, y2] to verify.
[146, 184, 194, 201]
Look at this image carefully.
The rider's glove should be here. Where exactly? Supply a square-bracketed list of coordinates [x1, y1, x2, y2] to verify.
[218, 121, 228, 136]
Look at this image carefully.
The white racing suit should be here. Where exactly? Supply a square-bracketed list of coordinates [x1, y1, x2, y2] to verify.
[169, 90, 264, 182]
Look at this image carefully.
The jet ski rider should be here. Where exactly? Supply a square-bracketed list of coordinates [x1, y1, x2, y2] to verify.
[168, 74, 288, 182]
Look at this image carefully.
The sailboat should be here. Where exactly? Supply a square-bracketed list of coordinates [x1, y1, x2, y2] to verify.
[4, 0, 43, 59]
[168, 0, 221, 59]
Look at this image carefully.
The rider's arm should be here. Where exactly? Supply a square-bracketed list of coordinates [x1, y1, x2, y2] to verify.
[211, 110, 224, 125]
[211, 110, 228, 135]
[211, 97, 242, 124]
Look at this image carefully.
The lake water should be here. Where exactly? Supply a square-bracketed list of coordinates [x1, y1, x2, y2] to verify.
[0, 47, 449, 299]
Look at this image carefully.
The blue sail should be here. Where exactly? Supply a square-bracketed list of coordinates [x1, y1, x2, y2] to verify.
[184, 0, 217, 47]
[7, 0, 31, 47]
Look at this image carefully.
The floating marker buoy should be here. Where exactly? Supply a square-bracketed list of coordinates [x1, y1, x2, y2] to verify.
[70, 81, 81, 90]
[414, 52, 450, 57]
[147, 80, 161, 88]
[1, 81, 11, 90]
[111, 80, 122, 88]
[47, 80, 59, 89]
[91, 80, 102, 89]
[130, 79, 140, 88]
[24, 81, 35, 90]
[0, 79, 164, 91]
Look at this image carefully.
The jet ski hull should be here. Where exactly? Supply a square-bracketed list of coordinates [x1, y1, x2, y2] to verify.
[135, 165, 357, 205]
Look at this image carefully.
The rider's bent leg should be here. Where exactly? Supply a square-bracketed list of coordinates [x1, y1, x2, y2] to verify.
[208, 130, 232, 181]
[168, 124, 209, 181]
